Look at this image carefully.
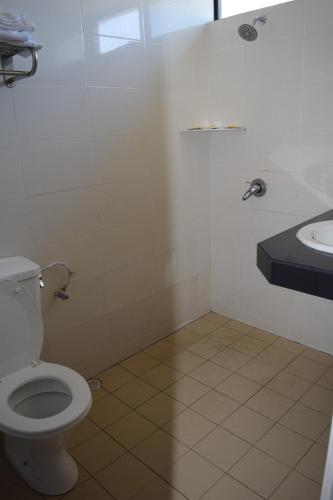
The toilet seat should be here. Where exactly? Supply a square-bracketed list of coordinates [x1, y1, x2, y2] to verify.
[0, 362, 92, 439]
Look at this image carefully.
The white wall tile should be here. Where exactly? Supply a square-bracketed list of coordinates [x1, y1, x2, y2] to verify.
[89, 87, 149, 135]
[94, 180, 158, 230]
[84, 34, 145, 88]
[20, 139, 95, 195]
[0, 198, 33, 255]
[302, 80, 333, 129]
[92, 134, 151, 184]
[81, 0, 144, 40]
[27, 188, 97, 245]
[0, 143, 24, 200]
[13, 86, 90, 141]
[16, 29, 86, 86]
[0, 91, 17, 144]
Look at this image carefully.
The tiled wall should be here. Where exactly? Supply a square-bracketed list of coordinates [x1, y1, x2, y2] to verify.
[208, 0, 333, 354]
[0, 0, 213, 376]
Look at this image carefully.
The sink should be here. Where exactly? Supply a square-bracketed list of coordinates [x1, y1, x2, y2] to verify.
[296, 221, 333, 254]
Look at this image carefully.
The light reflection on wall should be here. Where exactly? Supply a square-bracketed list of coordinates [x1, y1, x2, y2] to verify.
[98, 8, 141, 40]
[99, 36, 129, 55]
[147, 2, 212, 39]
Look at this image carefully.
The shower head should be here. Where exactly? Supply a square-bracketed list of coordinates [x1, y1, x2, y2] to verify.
[238, 24, 258, 41]
[238, 15, 267, 41]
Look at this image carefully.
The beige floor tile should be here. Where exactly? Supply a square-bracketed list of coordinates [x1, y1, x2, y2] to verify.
[76, 463, 91, 485]
[162, 450, 223, 500]
[164, 376, 210, 406]
[71, 432, 125, 475]
[137, 392, 186, 426]
[131, 477, 187, 500]
[114, 379, 158, 408]
[96, 453, 157, 500]
[211, 348, 251, 371]
[231, 336, 267, 356]
[144, 340, 182, 361]
[300, 384, 333, 416]
[229, 448, 290, 498]
[267, 371, 312, 401]
[61, 478, 112, 500]
[105, 411, 157, 449]
[286, 356, 328, 383]
[120, 352, 160, 376]
[89, 394, 131, 428]
[98, 365, 134, 392]
[186, 337, 225, 359]
[189, 361, 232, 388]
[164, 350, 205, 374]
[270, 470, 321, 500]
[274, 337, 306, 354]
[257, 345, 297, 369]
[132, 429, 188, 473]
[163, 408, 216, 447]
[246, 387, 294, 420]
[303, 347, 333, 367]
[296, 443, 327, 484]
[66, 417, 100, 449]
[318, 427, 331, 449]
[167, 328, 202, 348]
[226, 319, 253, 334]
[318, 367, 333, 391]
[222, 406, 274, 444]
[201, 474, 262, 500]
[248, 328, 278, 344]
[215, 374, 261, 403]
[237, 359, 279, 385]
[280, 403, 330, 440]
[203, 312, 230, 326]
[194, 427, 250, 471]
[91, 386, 108, 403]
[191, 390, 240, 424]
[141, 363, 183, 389]
[187, 318, 219, 336]
[208, 326, 243, 346]
[4, 482, 45, 500]
[256, 423, 312, 467]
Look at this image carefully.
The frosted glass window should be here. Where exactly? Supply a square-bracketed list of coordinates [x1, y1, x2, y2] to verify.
[219, 0, 294, 18]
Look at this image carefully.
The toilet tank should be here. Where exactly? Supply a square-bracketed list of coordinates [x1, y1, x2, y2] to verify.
[0, 257, 41, 305]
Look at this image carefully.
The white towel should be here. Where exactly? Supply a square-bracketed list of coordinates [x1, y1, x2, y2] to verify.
[0, 12, 35, 33]
[0, 29, 30, 42]
[0, 12, 42, 55]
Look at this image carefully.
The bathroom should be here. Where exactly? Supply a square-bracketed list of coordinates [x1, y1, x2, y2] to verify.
[0, 0, 333, 498]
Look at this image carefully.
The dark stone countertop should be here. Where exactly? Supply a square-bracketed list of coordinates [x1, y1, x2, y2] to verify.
[257, 210, 333, 300]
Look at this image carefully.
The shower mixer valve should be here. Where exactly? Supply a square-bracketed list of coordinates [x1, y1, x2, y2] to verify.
[242, 179, 267, 201]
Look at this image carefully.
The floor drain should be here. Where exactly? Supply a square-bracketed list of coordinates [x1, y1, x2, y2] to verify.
[87, 378, 101, 391]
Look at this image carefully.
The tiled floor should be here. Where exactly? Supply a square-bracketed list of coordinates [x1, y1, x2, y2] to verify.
[1, 312, 333, 499]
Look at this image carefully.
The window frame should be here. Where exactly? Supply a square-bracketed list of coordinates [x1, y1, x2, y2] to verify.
[214, 0, 220, 20]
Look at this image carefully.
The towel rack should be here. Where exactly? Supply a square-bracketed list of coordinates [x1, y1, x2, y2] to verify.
[0, 43, 38, 88]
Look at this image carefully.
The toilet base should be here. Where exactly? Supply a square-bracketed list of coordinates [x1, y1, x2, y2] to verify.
[4, 433, 78, 495]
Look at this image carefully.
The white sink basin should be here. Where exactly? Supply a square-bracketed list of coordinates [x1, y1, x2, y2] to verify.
[296, 221, 333, 254]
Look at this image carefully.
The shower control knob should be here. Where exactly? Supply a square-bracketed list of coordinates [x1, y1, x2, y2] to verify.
[242, 179, 267, 201]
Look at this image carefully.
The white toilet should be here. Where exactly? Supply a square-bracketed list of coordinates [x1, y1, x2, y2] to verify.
[0, 257, 92, 495]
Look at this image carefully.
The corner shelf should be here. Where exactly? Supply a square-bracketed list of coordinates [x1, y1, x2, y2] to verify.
[0, 42, 38, 88]
[180, 127, 246, 133]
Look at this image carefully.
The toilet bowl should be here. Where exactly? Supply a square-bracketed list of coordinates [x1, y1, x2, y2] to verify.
[0, 257, 92, 495]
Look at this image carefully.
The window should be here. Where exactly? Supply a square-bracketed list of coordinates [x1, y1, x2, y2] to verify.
[215, 0, 294, 19]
